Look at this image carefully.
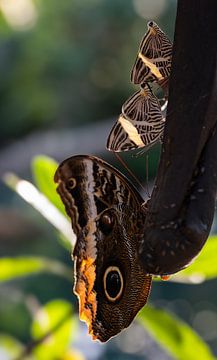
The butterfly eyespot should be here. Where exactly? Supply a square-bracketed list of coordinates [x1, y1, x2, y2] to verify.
[103, 266, 124, 302]
[67, 178, 76, 189]
[99, 212, 114, 234]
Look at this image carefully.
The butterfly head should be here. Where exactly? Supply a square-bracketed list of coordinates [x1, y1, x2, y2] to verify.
[55, 155, 152, 342]
[147, 20, 158, 35]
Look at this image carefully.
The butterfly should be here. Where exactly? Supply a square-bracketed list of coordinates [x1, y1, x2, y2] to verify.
[131, 21, 172, 86]
[106, 84, 165, 152]
[54, 155, 152, 342]
[106, 21, 172, 153]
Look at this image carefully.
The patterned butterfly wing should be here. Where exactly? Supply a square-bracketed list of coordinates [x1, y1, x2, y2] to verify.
[54, 155, 152, 342]
[131, 21, 172, 85]
[106, 85, 165, 152]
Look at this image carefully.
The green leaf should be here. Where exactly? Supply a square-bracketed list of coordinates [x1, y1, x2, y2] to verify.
[62, 350, 85, 360]
[172, 236, 217, 283]
[58, 232, 72, 252]
[0, 334, 33, 360]
[31, 155, 65, 215]
[138, 305, 216, 360]
[31, 299, 77, 360]
[3, 173, 74, 247]
[0, 257, 72, 282]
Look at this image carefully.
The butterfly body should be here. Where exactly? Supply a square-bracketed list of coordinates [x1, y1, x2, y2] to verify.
[55, 155, 152, 342]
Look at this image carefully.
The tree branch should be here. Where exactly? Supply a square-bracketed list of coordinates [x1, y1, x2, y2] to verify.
[141, 0, 217, 275]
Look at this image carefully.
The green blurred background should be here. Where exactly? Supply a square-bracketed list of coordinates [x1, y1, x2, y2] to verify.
[1, 1, 217, 359]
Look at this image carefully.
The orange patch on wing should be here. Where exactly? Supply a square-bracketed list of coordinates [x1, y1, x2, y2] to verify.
[89, 329, 98, 341]
[74, 257, 97, 339]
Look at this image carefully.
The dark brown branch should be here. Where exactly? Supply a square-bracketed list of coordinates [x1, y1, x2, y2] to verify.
[141, 0, 217, 275]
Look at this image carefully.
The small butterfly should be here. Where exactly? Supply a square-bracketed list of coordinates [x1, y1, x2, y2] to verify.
[131, 21, 172, 86]
[55, 155, 152, 342]
[107, 84, 165, 152]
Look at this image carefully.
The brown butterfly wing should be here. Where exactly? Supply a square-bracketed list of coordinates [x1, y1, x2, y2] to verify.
[106, 85, 165, 152]
[55, 155, 152, 342]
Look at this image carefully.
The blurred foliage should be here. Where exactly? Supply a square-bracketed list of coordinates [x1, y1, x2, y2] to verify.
[0, 334, 31, 360]
[31, 299, 77, 360]
[0, 256, 71, 282]
[32, 155, 65, 214]
[139, 306, 216, 360]
[0, 155, 217, 359]
[173, 239, 217, 283]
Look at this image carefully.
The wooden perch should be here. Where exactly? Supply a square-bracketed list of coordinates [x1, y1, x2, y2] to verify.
[141, 0, 217, 275]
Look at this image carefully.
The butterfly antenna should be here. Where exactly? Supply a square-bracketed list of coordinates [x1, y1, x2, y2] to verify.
[114, 153, 150, 197]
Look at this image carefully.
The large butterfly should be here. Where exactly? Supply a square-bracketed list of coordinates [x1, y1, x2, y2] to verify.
[131, 21, 172, 86]
[106, 84, 165, 152]
[55, 152, 210, 341]
[55, 155, 152, 342]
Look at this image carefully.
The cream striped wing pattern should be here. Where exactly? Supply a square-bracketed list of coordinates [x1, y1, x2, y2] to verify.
[106, 85, 165, 152]
[131, 21, 172, 85]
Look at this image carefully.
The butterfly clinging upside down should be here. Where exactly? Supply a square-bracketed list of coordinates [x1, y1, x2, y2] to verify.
[131, 21, 172, 86]
[107, 21, 172, 153]
[106, 84, 165, 152]
[55, 155, 152, 342]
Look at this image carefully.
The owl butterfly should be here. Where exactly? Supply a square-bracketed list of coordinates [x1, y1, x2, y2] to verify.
[54, 155, 152, 342]
[106, 84, 165, 152]
[131, 21, 172, 87]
